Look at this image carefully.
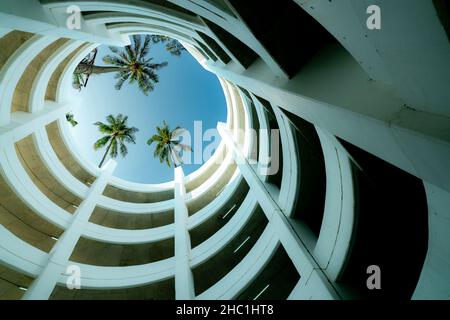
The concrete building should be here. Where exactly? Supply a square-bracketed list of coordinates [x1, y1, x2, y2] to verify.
[0, 0, 449, 300]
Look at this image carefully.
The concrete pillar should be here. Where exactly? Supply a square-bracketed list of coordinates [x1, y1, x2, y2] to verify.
[218, 122, 339, 299]
[174, 166, 195, 300]
[22, 160, 117, 300]
[0, 101, 73, 146]
[173, 166, 195, 299]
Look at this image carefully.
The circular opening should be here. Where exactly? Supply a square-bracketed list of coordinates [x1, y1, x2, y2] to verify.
[67, 35, 227, 183]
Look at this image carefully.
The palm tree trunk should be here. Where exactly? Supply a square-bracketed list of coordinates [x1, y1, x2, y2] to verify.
[77, 63, 121, 75]
[99, 140, 113, 168]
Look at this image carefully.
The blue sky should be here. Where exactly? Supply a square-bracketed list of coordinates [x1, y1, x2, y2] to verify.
[69, 39, 226, 184]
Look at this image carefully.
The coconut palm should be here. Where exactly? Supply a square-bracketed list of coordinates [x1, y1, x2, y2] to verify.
[93, 114, 139, 168]
[74, 35, 168, 95]
[147, 121, 192, 168]
[149, 35, 186, 57]
[66, 113, 78, 127]
[72, 48, 98, 91]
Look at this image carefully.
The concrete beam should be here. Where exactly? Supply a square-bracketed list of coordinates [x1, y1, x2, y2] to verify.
[22, 159, 116, 300]
[0, 0, 125, 46]
[0, 101, 73, 145]
[218, 122, 339, 299]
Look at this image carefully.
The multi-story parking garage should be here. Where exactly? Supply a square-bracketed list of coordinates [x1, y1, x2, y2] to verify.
[0, 0, 449, 300]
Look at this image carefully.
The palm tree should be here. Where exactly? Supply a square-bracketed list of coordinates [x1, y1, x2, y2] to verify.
[66, 113, 78, 127]
[147, 121, 192, 168]
[75, 35, 168, 95]
[149, 35, 186, 57]
[72, 48, 98, 91]
[93, 114, 139, 168]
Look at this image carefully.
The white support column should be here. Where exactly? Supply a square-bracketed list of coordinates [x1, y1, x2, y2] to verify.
[218, 122, 339, 299]
[22, 160, 117, 300]
[174, 166, 195, 300]
[313, 127, 355, 281]
[250, 92, 270, 182]
[0, 101, 73, 146]
[272, 104, 299, 216]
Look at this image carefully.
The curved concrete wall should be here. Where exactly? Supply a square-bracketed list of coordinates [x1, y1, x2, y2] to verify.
[0, 0, 447, 300]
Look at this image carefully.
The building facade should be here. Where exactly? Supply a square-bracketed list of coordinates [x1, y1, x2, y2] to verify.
[0, 0, 449, 300]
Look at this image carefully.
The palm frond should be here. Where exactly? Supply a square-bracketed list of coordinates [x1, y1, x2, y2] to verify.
[118, 51, 131, 64]
[120, 115, 128, 125]
[147, 134, 162, 145]
[165, 147, 172, 167]
[94, 121, 113, 134]
[119, 142, 128, 158]
[149, 61, 168, 70]
[109, 46, 119, 54]
[126, 126, 139, 134]
[123, 133, 137, 144]
[106, 114, 116, 126]
[115, 114, 124, 126]
[110, 138, 118, 158]
[103, 55, 126, 67]
[140, 35, 151, 57]
[171, 127, 184, 139]
[133, 35, 142, 57]
[114, 72, 131, 90]
[125, 45, 135, 62]
[94, 136, 111, 150]
[177, 143, 192, 152]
